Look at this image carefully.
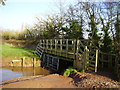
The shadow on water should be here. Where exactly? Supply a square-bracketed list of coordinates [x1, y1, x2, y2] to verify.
[1, 66, 52, 82]
[50, 59, 74, 75]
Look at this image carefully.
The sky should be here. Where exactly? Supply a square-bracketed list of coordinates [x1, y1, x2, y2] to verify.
[0, 0, 119, 31]
[0, 0, 75, 31]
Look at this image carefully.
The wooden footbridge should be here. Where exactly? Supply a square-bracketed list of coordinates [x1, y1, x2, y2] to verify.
[35, 39, 99, 72]
[35, 39, 120, 78]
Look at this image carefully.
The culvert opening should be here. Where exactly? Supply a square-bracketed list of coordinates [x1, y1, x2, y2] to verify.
[57, 59, 73, 75]
[41, 54, 74, 75]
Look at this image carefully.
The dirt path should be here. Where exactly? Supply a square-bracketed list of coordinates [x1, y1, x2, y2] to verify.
[1, 73, 120, 88]
[1, 74, 76, 88]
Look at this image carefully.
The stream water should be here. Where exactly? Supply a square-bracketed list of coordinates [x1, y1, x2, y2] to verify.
[0, 67, 51, 82]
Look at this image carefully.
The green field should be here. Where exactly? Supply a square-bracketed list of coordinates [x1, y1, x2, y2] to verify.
[0, 44, 36, 59]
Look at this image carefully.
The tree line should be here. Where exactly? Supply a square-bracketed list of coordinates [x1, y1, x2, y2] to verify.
[1, 1, 120, 54]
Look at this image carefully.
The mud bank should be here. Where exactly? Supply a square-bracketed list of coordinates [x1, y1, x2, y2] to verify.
[1, 73, 120, 88]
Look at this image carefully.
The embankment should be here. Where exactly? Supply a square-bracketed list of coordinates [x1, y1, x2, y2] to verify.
[1, 40, 40, 67]
[3, 40, 39, 50]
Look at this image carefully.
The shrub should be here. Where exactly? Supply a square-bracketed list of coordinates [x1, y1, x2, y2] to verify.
[63, 67, 78, 77]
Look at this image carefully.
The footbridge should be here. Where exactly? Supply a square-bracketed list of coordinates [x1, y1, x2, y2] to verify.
[35, 39, 99, 72]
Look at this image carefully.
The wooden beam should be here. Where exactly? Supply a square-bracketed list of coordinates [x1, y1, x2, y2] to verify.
[95, 50, 98, 72]
[55, 39, 57, 54]
[60, 39, 62, 56]
[66, 39, 68, 58]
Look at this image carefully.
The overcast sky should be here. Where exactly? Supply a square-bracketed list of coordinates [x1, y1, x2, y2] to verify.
[0, 0, 75, 31]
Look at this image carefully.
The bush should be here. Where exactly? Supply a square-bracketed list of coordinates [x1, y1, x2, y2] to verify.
[63, 67, 78, 77]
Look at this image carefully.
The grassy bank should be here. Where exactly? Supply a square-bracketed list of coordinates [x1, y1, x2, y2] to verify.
[1, 44, 35, 58]
[0, 43, 38, 66]
[3, 40, 39, 50]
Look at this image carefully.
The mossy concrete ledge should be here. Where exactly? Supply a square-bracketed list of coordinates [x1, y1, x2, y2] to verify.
[9, 57, 41, 67]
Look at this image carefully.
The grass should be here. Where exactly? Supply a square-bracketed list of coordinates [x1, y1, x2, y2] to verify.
[0, 43, 37, 58]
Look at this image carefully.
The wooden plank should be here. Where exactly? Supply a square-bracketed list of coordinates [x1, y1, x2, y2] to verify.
[36, 49, 43, 54]
[88, 55, 95, 59]
[60, 39, 62, 56]
[50, 39, 52, 54]
[95, 49, 98, 72]
[55, 39, 57, 55]
[56, 57, 59, 70]
[88, 60, 95, 63]
[79, 40, 85, 48]
[36, 52, 42, 56]
[86, 51, 95, 54]
[68, 44, 74, 46]
[66, 39, 68, 58]
[88, 67, 95, 70]
[74, 39, 76, 55]
[46, 39, 48, 49]
[89, 64, 95, 67]
[79, 49, 84, 54]
[59, 57, 73, 62]
[40, 40, 42, 45]
[43, 39, 45, 46]
[89, 57, 95, 61]
[67, 39, 74, 41]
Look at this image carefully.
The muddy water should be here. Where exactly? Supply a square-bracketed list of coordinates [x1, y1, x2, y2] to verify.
[0, 67, 51, 82]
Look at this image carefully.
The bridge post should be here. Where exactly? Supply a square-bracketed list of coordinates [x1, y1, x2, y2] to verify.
[73, 39, 76, 68]
[60, 39, 62, 56]
[50, 39, 52, 54]
[55, 39, 57, 55]
[66, 39, 68, 58]
[46, 39, 48, 49]
[73, 39, 77, 60]
[73, 39, 84, 70]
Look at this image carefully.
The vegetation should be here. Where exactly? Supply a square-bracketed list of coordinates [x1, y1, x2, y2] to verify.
[0, 0, 120, 81]
[0, 0, 6, 5]
[1, 1, 120, 66]
[1, 44, 36, 58]
[63, 67, 78, 77]
[1, 2, 119, 54]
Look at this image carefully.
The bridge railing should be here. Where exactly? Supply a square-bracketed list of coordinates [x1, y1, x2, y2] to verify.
[39, 39, 89, 60]
[36, 39, 99, 72]
[36, 39, 119, 75]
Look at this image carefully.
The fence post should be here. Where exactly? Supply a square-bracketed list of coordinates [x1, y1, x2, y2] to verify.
[95, 50, 98, 72]
[60, 39, 62, 56]
[55, 39, 57, 55]
[66, 39, 68, 58]
[84, 46, 89, 72]
[82, 46, 87, 72]
[101, 53, 104, 69]
[76, 40, 79, 60]
[22, 57, 25, 67]
[86, 46, 89, 71]
[33, 58, 36, 67]
[51, 39, 52, 54]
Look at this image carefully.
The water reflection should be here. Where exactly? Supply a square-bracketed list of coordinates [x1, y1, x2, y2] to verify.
[1, 67, 51, 82]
